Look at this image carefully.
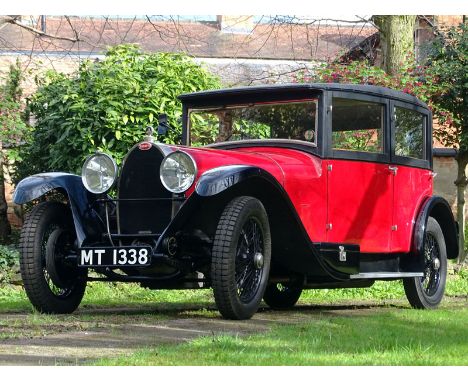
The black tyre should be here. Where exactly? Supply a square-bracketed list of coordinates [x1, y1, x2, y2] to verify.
[403, 217, 447, 309]
[263, 281, 303, 309]
[19, 201, 87, 313]
[211, 196, 271, 320]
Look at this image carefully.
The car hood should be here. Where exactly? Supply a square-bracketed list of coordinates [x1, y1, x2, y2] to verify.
[166, 144, 323, 188]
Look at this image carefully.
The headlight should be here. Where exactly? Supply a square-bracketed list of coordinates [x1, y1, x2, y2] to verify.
[81, 153, 117, 194]
[160, 151, 197, 193]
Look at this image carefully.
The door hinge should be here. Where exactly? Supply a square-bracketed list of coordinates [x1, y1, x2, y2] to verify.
[326, 223, 333, 230]
[327, 164, 333, 171]
[339, 246, 347, 262]
[391, 225, 398, 231]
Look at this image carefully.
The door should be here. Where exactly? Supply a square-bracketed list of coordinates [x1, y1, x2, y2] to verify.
[326, 94, 393, 253]
[327, 160, 394, 252]
[390, 102, 433, 253]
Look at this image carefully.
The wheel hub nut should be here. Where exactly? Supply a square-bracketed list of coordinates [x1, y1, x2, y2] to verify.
[433, 258, 440, 270]
[253, 252, 264, 269]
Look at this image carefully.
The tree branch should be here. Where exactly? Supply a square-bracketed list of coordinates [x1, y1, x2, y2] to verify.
[5, 16, 80, 43]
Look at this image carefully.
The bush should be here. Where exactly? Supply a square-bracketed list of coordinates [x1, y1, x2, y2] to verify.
[15, 44, 220, 181]
[0, 244, 19, 284]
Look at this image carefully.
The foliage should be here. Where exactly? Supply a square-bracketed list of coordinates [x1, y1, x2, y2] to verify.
[0, 244, 19, 284]
[0, 60, 30, 242]
[0, 60, 29, 163]
[425, 23, 467, 151]
[0, 244, 18, 268]
[14, 45, 220, 180]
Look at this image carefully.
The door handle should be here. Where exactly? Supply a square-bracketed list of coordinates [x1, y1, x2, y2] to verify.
[388, 166, 398, 175]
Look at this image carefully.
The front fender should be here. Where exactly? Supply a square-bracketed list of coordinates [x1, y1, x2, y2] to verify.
[413, 196, 459, 259]
[195, 165, 278, 196]
[13, 172, 102, 246]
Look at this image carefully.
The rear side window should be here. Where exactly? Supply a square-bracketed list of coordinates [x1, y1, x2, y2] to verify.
[394, 107, 425, 159]
[332, 98, 384, 153]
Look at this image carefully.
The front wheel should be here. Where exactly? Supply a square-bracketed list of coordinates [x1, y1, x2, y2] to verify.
[211, 196, 271, 320]
[19, 201, 87, 313]
[403, 217, 447, 309]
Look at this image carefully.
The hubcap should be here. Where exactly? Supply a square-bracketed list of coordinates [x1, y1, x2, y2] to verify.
[254, 252, 264, 269]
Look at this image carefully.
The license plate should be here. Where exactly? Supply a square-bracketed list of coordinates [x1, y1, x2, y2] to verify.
[78, 246, 152, 267]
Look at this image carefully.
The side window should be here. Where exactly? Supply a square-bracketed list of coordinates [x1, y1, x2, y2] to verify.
[394, 107, 425, 159]
[332, 98, 384, 153]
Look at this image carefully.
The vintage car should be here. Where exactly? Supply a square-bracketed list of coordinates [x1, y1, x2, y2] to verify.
[13, 84, 458, 320]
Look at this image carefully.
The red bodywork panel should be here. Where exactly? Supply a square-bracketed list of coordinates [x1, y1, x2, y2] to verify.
[326, 159, 393, 253]
[170, 144, 432, 255]
[391, 166, 433, 253]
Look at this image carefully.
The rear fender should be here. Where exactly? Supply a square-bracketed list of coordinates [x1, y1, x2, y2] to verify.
[13, 172, 103, 246]
[413, 196, 459, 259]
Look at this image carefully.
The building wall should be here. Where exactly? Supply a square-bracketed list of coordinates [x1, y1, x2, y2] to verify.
[0, 52, 464, 226]
[433, 156, 460, 214]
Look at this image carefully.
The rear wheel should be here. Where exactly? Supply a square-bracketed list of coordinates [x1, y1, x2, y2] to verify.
[19, 201, 87, 313]
[211, 196, 271, 320]
[263, 281, 303, 309]
[403, 217, 447, 309]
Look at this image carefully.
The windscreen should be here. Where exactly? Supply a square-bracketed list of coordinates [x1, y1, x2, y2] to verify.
[188, 100, 318, 147]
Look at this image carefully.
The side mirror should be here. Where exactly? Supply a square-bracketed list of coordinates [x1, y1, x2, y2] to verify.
[157, 114, 170, 136]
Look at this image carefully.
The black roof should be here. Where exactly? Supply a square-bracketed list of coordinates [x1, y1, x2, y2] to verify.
[179, 83, 428, 109]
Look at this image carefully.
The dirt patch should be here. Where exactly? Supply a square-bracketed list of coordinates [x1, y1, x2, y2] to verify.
[0, 297, 466, 365]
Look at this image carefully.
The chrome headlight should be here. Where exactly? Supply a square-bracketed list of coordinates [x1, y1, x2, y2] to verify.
[81, 153, 117, 194]
[160, 151, 197, 193]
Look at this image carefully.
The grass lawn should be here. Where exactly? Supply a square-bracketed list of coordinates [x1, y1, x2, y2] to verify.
[0, 266, 466, 365]
[95, 305, 468, 366]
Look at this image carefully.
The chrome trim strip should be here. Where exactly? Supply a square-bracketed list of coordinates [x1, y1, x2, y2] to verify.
[350, 272, 423, 279]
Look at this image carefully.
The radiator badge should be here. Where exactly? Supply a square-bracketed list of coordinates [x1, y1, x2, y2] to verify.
[139, 142, 152, 151]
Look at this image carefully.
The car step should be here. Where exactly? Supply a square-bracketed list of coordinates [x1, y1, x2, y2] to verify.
[350, 272, 423, 279]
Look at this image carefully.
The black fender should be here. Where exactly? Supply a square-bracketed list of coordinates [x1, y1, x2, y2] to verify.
[413, 196, 459, 259]
[194, 165, 269, 196]
[13, 172, 103, 246]
[157, 165, 350, 280]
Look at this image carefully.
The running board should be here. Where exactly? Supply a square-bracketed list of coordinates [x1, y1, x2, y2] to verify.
[350, 272, 423, 279]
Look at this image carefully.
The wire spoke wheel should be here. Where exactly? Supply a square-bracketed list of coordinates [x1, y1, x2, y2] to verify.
[212, 196, 271, 320]
[42, 226, 80, 298]
[236, 218, 264, 303]
[19, 201, 87, 314]
[404, 217, 447, 309]
[420, 233, 441, 296]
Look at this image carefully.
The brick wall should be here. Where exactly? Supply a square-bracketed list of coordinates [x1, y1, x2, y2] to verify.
[437, 15, 466, 28]
[0, 54, 80, 98]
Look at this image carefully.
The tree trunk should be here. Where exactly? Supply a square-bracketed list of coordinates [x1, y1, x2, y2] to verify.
[0, 149, 12, 243]
[373, 15, 417, 75]
[455, 154, 468, 263]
